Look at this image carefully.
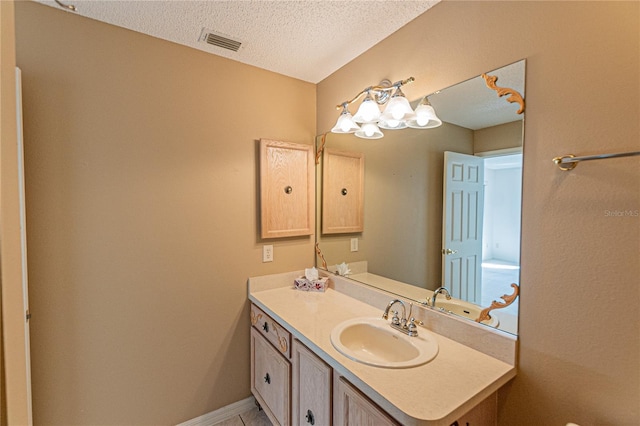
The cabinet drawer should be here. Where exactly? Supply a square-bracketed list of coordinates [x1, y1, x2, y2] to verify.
[292, 339, 332, 426]
[251, 304, 291, 358]
[251, 328, 291, 426]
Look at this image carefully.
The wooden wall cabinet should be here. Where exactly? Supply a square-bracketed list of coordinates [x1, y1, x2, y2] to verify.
[322, 148, 364, 234]
[260, 139, 314, 239]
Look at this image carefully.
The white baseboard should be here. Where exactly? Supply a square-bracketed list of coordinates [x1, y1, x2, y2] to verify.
[177, 397, 256, 426]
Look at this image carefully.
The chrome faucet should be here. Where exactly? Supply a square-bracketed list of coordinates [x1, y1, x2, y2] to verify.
[382, 299, 406, 325]
[382, 299, 422, 337]
[430, 286, 452, 308]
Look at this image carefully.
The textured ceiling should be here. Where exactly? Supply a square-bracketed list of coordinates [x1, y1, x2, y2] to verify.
[35, 0, 440, 83]
[429, 60, 526, 130]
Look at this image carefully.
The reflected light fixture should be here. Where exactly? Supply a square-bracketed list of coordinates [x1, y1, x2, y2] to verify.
[407, 97, 442, 129]
[331, 77, 442, 139]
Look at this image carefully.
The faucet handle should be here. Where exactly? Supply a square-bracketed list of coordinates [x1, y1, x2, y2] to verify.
[409, 317, 424, 327]
[390, 310, 401, 326]
[406, 317, 423, 336]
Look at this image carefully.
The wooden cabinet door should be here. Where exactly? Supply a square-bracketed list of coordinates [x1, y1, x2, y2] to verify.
[452, 392, 497, 426]
[260, 139, 315, 238]
[333, 374, 399, 426]
[292, 340, 332, 426]
[251, 328, 291, 426]
[322, 148, 364, 234]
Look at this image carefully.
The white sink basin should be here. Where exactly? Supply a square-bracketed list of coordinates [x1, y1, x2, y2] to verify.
[330, 317, 439, 368]
[435, 299, 499, 327]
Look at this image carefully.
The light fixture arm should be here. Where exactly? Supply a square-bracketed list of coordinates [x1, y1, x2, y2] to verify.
[334, 77, 415, 110]
[54, 0, 77, 11]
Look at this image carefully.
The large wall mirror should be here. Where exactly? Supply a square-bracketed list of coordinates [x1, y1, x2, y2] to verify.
[315, 60, 525, 335]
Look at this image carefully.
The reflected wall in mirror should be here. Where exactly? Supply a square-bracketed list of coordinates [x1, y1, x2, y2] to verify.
[315, 60, 525, 335]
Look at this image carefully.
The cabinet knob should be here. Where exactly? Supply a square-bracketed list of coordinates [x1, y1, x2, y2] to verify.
[305, 409, 315, 425]
[263, 373, 271, 384]
[262, 322, 269, 333]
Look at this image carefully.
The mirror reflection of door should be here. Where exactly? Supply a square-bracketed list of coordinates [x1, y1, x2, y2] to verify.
[442, 151, 484, 304]
[442, 151, 521, 312]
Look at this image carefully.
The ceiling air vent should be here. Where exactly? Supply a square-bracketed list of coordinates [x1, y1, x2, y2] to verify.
[199, 28, 242, 52]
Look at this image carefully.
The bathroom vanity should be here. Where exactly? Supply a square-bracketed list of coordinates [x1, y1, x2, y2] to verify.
[248, 271, 517, 426]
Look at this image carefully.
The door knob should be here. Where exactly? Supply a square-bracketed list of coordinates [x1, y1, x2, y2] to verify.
[441, 248, 458, 255]
[305, 409, 315, 425]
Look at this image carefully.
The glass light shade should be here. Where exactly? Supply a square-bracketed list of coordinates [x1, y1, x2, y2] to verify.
[407, 101, 442, 129]
[353, 94, 381, 123]
[331, 108, 360, 133]
[378, 117, 408, 130]
[355, 122, 383, 139]
[381, 87, 415, 121]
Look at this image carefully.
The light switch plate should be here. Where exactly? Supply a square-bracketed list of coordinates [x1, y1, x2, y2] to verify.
[350, 238, 358, 252]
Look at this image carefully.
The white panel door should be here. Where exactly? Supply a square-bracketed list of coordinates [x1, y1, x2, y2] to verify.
[442, 151, 484, 304]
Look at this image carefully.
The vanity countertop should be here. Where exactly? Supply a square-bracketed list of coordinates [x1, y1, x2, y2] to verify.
[249, 272, 517, 426]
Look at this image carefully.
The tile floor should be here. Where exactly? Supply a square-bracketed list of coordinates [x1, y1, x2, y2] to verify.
[212, 406, 272, 426]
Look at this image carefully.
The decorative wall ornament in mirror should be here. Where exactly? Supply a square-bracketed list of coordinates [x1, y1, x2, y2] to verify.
[481, 73, 525, 114]
[315, 60, 526, 335]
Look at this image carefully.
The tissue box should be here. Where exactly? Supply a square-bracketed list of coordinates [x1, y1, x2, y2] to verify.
[294, 277, 328, 292]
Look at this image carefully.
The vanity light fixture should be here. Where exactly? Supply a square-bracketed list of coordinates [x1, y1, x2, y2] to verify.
[331, 77, 442, 139]
[331, 104, 360, 133]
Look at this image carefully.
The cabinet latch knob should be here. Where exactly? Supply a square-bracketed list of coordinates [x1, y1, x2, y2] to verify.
[305, 409, 315, 425]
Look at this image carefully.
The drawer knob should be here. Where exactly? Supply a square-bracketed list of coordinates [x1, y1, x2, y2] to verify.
[305, 409, 315, 425]
[263, 373, 271, 384]
[262, 322, 269, 333]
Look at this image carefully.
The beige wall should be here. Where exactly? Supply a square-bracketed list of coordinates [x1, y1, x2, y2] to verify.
[15, 2, 315, 424]
[318, 1, 639, 425]
[1, 1, 31, 424]
[474, 120, 523, 153]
